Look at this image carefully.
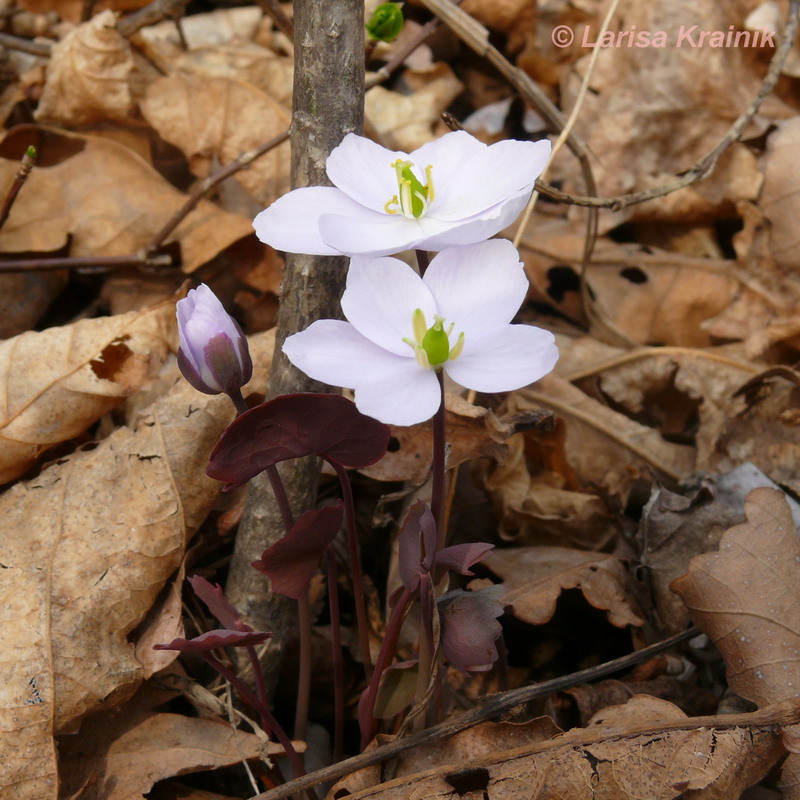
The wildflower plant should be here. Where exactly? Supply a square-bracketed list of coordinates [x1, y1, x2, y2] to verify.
[161, 127, 557, 773]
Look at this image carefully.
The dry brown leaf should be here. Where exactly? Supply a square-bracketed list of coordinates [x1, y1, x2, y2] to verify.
[362, 393, 547, 484]
[326, 696, 800, 800]
[365, 63, 463, 151]
[0, 368, 266, 798]
[140, 73, 290, 206]
[35, 11, 134, 126]
[761, 117, 800, 271]
[139, 7, 265, 53]
[0, 126, 253, 272]
[506, 375, 696, 502]
[484, 546, 644, 628]
[671, 486, 800, 709]
[58, 707, 285, 800]
[0, 297, 176, 484]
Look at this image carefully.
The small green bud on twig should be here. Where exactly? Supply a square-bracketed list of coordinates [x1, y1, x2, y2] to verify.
[366, 2, 404, 42]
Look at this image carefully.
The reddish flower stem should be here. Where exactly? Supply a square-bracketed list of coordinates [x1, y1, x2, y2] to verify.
[431, 371, 447, 549]
[326, 546, 345, 762]
[329, 459, 373, 681]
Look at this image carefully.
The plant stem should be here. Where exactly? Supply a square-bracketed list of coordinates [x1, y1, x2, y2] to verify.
[431, 371, 447, 549]
[326, 546, 345, 762]
[414, 574, 435, 732]
[0, 145, 35, 233]
[229, 389, 249, 417]
[202, 653, 308, 785]
[358, 587, 414, 749]
[329, 460, 373, 681]
[265, 464, 295, 532]
[294, 591, 313, 740]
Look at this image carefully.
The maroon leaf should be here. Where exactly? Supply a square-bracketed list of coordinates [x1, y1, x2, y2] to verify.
[435, 542, 494, 579]
[397, 501, 437, 592]
[252, 504, 344, 599]
[438, 586, 504, 672]
[188, 575, 248, 632]
[206, 393, 391, 488]
[153, 629, 272, 652]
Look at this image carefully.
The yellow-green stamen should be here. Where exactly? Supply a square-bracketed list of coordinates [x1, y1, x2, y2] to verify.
[386, 159, 434, 219]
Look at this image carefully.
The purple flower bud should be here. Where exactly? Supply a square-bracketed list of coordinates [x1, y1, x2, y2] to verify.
[176, 284, 253, 395]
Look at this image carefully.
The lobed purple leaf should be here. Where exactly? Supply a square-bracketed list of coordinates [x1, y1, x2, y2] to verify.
[252, 503, 344, 599]
[153, 628, 272, 653]
[188, 575, 248, 632]
[438, 586, 504, 672]
[397, 500, 437, 591]
[206, 393, 391, 488]
[435, 542, 494, 579]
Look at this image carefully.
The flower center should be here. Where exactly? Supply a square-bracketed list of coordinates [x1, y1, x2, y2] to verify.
[384, 160, 434, 219]
[402, 309, 465, 369]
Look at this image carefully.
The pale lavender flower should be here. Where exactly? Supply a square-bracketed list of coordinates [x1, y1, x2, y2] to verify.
[176, 284, 252, 395]
[282, 239, 558, 426]
[253, 131, 550, 257]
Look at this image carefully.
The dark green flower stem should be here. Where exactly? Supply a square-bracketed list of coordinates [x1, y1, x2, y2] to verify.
[329, 459, 373, 681]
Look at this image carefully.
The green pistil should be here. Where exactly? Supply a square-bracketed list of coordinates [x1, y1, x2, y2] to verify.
[403, 309, 464, 370]
[385, 160, 434, 219]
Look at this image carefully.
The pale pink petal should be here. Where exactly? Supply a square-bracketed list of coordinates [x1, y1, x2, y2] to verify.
[354, 361, 442, 426]
[444, 324, 558, 393]
[326, 133, 404, 214]
[254, 187, 369, 256]
[419, 188, 532, 251]
[423, 241, 528, 345]
[283, 320, 404, 388]
[319, 211, 429, 256]
[342, 256, 436, 356]
[432, 139, 550, 220]
[410, 131, 487, 193]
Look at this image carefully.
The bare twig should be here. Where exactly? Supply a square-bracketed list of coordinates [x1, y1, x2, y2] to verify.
[0, 32, 51, 56]
[145, 129, 289, 256]
[250, 628, 699, 800]
[0, 253, 172, 273]
[116, 0, 191, 38]
[253, 0, 294, 40]
[0, 145, 36, 233]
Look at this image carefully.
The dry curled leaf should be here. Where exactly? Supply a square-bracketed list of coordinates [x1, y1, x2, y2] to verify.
[0, 126, 253, 272]
[35, 11, 134, 126]
[0, 297, 176, 484]
[0, 376, 250, 799]
[484, 546, 644, 629]
[140, 73, 290, 206]
[671, 486, 800, 709]
[762, 117, 800, 272]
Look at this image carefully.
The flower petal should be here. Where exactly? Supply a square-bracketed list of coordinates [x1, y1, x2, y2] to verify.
[326, 133, 404, 214]
[444, 324, 558, 393]
[432, 138, 550, 220]
[283, 319, 404, 388]
[342, 255, 436, 356]
[416, 188, 532, 251]
[254, 187, 369, 255]
[423, 240, 528, 343]
[354, 360, 441, 425]
[410, 131, 487, 192]
[318, 211, 428, 256]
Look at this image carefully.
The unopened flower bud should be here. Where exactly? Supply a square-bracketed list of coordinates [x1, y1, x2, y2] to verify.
[366, 2, 404, 42]
[176, 284, 252, 395]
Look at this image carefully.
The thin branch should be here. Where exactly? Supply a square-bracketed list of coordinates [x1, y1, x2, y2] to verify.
[532, 0, 800, 212]
[0, 253, 172, 273]
[116, 0, 192, 38]
[0, 145, 36, 233]
[0, 32, 51, 56]
[145, 129, 289, 255]
[250, 628, 699, 800]
[253, 0, 294, 41]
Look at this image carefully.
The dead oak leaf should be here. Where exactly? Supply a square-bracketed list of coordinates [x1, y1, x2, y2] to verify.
[671, 486, 800, 709]
[484, 546, 644, 629]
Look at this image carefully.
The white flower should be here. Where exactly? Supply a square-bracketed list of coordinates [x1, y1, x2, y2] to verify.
[176, 284, 252, 395]
[253, 131, 550, 258]
[282, 240, 558, 425]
